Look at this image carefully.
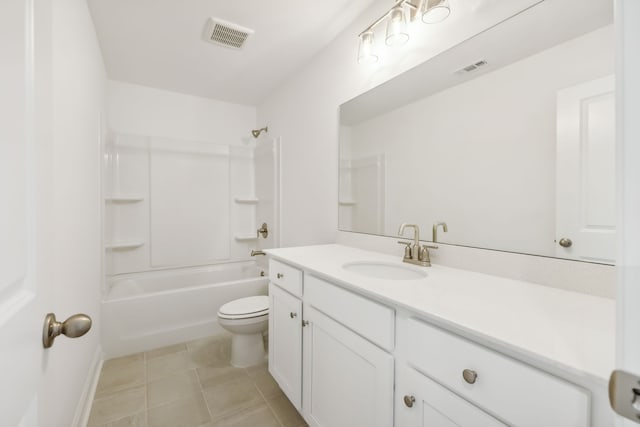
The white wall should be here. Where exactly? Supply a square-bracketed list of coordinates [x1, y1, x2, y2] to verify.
[41, 0, 106, 425]
[107, 80, 255, 143]
[345, 26, 613, 257]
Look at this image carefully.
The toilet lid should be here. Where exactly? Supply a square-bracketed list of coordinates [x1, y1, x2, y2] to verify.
[218, 295, 269, 318]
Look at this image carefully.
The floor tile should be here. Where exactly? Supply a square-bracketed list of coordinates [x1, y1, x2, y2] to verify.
[266, 393, 306, 427]
[209, 403, 280, 427]
[197, 363, 248, 389]
[147, 351, 191, 381]
[147, 369, 201, 409]
[187, 335, 232, 369]
[146, 343, 187, 360]
[88, 386, 146, 426]
[96, 353, 146, 398]
[108, 411, 147, 427]
[203, 377, 265, 420]
[147, 393, 211, 427]
[251, 371, 282, 399]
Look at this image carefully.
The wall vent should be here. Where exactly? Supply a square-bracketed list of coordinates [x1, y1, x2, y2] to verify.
[203, 17, 254, 50]
[456, 60, 488, 74]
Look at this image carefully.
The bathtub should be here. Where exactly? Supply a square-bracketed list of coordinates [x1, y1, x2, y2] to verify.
[102, 261, 269, 358]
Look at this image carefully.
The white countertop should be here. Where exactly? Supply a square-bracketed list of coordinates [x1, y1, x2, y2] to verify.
[266, 244, 615, 383]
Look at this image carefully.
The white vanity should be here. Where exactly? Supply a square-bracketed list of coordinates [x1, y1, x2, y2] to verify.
[265, 244, 615, 427]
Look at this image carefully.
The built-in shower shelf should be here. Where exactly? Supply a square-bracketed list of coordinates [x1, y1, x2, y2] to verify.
[234, 197, 259, 204]
[234, 234, 259, 242]
[105, 194, 144, 203]
[105, 241, 145, 250]
[339, 199, 357, 206]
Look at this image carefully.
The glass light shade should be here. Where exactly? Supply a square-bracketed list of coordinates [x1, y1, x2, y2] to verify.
[421, 0, 450, 24]
[357, 31, 378, 64]
[385, 6, 409, 46]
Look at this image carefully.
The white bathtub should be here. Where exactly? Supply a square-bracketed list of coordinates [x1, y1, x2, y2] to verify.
[102, 261, 269, 358]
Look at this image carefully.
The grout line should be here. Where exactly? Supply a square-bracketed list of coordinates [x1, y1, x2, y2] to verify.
[254, 381, 286, 427]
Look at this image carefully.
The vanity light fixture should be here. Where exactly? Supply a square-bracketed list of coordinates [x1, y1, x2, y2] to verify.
[357, 0, 451, 64]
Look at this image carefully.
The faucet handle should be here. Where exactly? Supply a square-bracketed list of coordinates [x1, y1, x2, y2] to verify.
[397, 240, 412, 259]
[424, 244, 438, 250]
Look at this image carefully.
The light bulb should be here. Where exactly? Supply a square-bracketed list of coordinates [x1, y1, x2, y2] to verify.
[357, 31, 378, 64]
[421, 0, 450, 24]
[385, 6, 409, 46]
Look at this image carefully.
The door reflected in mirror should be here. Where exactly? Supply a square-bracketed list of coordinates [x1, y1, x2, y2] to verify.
[339, 0, 615, 264]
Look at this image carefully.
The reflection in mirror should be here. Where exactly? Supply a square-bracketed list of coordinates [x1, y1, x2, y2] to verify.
[339, 0, 615, 264]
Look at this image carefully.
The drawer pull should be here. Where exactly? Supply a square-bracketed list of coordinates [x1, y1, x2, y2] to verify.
[403, 395, 416, 408]
[463, 369, 478, 384]
[290, 312, 297, 319]
[277, 273, 284, 279]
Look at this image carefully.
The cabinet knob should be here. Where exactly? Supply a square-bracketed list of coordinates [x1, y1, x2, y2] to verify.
[558, 238, 573, 248]
[403, 395, 416, 408]
[302, 320, 309, 327]
[277, 273, 284, 279]
[290, 312, 297, 318]
[462, 369, 478, 384]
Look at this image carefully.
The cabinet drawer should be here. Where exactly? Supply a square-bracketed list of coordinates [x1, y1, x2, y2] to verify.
[407, 318, 589, 427]
[305, 274, 395, 351]
[269, 259, 303, 297]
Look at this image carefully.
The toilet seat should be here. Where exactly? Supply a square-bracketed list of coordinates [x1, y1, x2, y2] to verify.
[218, 295, 269, 320]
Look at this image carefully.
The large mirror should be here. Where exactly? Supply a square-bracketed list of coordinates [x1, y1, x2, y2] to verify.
[339, 0, 615, 264]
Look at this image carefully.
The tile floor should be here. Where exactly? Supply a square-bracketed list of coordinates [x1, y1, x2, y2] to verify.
[88, 334, 307, 427]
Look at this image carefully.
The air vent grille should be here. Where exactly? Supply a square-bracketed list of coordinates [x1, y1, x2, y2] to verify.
[204, 18, 253, 50]
[456, 60, 488, 74]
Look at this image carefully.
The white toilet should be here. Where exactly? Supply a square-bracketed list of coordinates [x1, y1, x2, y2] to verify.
[217, 295, 269, 367]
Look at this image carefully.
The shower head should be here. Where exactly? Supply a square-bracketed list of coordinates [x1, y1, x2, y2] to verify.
[251, 126, 268, 138]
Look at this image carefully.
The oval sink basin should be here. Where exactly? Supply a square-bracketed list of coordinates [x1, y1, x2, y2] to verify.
[342, 261, 427, 280]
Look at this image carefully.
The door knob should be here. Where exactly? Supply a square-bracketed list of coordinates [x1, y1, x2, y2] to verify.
[558, 238, 573, 248]
[42, 313, 92, 348]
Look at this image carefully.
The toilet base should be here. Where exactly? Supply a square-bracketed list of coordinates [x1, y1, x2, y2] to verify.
[230, 332, 266, 368]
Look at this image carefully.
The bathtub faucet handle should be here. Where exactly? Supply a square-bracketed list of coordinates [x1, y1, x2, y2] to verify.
[257, 223, 269, 239]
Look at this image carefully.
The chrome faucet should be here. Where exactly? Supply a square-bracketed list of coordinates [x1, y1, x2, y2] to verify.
[432, 222, 448, 243]
[398, 223, 438, 267]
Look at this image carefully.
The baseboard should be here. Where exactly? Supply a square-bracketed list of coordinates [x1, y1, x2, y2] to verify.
[72, 346, 104, 427]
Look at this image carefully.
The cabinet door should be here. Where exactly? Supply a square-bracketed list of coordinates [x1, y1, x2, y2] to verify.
[269, 283, 303, 410]
[396, 367, 506, 427]
[303, 306, 394, 427]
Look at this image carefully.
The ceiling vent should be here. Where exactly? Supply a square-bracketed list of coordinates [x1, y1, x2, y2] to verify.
[455, 60, 488, 74]
[203, 17, 253, 50]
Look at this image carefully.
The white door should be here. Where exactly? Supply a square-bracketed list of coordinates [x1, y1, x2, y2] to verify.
[611, 1, 640, 426]
[302, 306, 394, 427]
[556, 75, 616, 263]
[0, 0, 47, 424]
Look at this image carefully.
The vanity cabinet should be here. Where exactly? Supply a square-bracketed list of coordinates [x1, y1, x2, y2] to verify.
[402, 318, 590, 427]
[396, 367, 506, 427]
[268, 261, 395, 426]
[268, 282, 303, 410]
[268, 255, 595, 427]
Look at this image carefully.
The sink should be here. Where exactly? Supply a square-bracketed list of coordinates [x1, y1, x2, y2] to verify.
[342, 261, 428, 280]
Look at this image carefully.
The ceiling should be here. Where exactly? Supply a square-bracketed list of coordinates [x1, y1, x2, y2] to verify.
[87, 0, 378, 106]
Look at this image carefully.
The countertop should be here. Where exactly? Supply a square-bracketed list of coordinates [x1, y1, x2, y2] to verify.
[266, 244, 615, 383]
